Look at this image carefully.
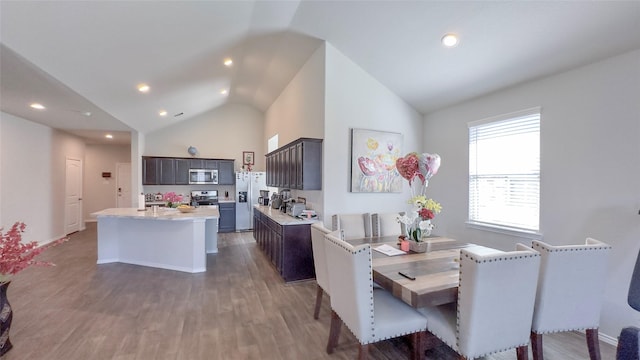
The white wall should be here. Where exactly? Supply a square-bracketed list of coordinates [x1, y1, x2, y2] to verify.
[0, 112, 85, 244]
[265, 44, 326, 214]
[423, 49, 640, 341]
[83, 144, 131, 221]
[145, 103, 265, 171]
[322, 43, 424, 227]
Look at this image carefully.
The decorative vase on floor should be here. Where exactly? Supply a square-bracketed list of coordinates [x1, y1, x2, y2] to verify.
[0, 282, 13, 356]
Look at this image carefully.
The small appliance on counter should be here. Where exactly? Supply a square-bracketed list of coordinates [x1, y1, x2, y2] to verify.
[271, 194, 282, 209]
[259, 190, 270, 206]
[287, 203, 307, 217]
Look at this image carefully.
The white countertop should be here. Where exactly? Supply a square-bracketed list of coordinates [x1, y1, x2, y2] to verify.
[218, 198, 235, 203]
[92, 207, 220, 220]
[254, 205, 318, 226]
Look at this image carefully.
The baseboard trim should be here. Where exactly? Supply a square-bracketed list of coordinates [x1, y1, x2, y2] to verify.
[577, 329, 618, 347]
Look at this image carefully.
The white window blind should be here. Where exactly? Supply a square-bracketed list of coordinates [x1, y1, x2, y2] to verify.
[468, 108, 540, 232]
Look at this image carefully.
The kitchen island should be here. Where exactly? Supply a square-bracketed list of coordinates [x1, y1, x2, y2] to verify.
[92, 207, 219, 273]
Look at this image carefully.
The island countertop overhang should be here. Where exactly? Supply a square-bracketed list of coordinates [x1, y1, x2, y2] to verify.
[92, 207, 220, 220]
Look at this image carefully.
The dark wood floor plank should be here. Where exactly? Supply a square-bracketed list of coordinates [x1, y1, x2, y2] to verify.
[1, 223, 617, 360]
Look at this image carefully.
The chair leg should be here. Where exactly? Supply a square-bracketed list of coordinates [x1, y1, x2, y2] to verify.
[516, 345, 529, 360]
[411, 331, 426, 360]
[531, 332, 543, 360]
[313, 285, 323, 320]
[358, 343, 370, 360]
[326, 310, 342, 354]
[586, 328, 602, 360]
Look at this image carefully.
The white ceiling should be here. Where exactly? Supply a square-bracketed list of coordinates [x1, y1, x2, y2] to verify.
[1, 1, 639, 145]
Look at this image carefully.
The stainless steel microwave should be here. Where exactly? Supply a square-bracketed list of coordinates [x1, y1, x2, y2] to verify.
[189, 169, 218, 184]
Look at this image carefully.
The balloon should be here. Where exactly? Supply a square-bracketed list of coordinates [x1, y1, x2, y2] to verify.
[418, 153, 441, 181]
[396, 153, 423, 184]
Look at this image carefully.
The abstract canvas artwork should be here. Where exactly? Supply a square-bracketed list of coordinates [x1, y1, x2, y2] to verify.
[350, 128, 403, 193]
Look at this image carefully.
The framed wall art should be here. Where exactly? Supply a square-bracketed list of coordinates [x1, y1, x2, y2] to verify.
[350, 128, 403, 193]
[243, 151, 255, 165]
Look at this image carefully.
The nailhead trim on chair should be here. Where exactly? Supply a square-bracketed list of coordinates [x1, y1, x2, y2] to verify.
[531, 240, 611, 336]
[450, 250, 540, 359]
[325, 235, 427, 345]
[532, 243, 612, 252]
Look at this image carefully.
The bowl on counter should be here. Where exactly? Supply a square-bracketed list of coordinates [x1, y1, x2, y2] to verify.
[177, 205, 196, 213]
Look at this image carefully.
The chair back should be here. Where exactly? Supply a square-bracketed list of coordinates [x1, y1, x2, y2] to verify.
[331, 213, 372, 239]
[324, 232, 374, 342]
[310, 222, 332, 294]
[531, 238, 611, 333]
[371, 212, 405, 237]
[629, 248, 640, 311]
[457, 244, 540, 359]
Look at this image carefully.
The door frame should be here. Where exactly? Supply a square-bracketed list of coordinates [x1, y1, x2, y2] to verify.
[65, 157, 83, 235]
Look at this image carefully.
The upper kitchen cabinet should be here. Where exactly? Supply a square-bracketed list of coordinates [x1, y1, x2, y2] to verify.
[218, 160, 235, 185]
[175, 159, 190, 185]
[266, 138, 322, 190]
[142, 157, 177, 185]
[143, 157, 159, 185]
[190, 159, 218, 169]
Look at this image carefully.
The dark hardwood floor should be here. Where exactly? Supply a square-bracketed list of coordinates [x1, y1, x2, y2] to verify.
[4, 223, 617, 359]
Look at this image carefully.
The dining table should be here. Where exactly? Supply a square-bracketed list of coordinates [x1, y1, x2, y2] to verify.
[346, 236, 502, 308]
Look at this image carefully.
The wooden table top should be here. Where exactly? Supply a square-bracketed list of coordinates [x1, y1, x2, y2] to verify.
[346, 236, 496, 308]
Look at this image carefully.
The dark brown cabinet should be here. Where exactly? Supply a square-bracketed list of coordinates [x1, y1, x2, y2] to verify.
[142, 156, 234, 185]
[253, 208, 315, 282]
[218, 160, 235, 185]
[175, 159, 190, 185]
[218, 202, 236, 233]
[266, 138, 322, 190]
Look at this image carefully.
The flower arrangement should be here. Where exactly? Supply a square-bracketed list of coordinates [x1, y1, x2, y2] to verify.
[395, 151, 443, 242]
[398, 195, 442, 241]
[0, 222, 67, 284]
[163, 192, 183, 208]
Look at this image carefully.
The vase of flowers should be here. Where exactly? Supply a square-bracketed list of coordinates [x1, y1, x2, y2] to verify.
[395, 151, 443, 252]
[397, 195, 442, 241]
[162, 192, 183, 208]
[0, 222, 67, 356]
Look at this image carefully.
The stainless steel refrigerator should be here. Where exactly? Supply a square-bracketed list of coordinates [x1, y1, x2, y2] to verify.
[235, 171, 266, 230]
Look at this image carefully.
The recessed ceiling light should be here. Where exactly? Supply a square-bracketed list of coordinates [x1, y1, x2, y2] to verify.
[441, 33, 459, 48]
[137, 84, 150, 93]
[223, 58, 233, 67]
[82, 111, 92, 117]
[220, 89, 228, 95]
[105, 134, 113, 139]
[30, 103, 45, 110]
[159, 110, 167, 116]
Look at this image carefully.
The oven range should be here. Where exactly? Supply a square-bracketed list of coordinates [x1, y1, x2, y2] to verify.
[191, 190, 219, 207]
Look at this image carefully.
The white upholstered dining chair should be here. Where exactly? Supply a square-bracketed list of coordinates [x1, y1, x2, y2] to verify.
[530, 238, 611, 360]
[310, 222, 333, 319]
[323, 232, 428, 359]
[371, 212, 405, 237]
[331, 213, 372, 239]
[418, 244, 541, 360]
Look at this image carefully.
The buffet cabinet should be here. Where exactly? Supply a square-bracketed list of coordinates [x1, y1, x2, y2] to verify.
[265, 138, 322, 190]
[143, 157, 234, 185]
[253, 208, 315, 282]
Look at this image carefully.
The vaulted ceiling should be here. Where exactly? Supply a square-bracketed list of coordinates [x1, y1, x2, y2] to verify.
[1, 1, 639, 144]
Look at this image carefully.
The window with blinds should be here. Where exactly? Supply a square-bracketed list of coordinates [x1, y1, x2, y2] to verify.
[468, 108, 540, 233]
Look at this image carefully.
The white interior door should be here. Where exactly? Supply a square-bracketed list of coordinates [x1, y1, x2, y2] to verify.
[65, 158, 82, 235]
[116, 163, 132, 208]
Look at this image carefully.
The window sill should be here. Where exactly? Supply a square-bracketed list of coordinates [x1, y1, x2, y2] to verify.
[465, 221, 543, 240]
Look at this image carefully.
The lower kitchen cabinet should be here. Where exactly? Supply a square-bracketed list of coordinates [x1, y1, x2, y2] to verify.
[253, 207, 315, 282]
[218, 202, 236, 233]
